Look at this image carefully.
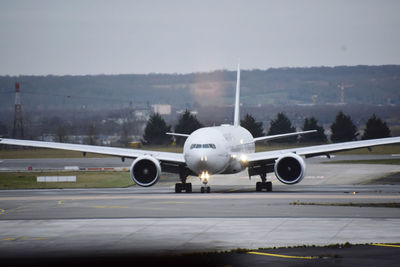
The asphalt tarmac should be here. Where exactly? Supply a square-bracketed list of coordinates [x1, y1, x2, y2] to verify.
[1, 155, 400, 266]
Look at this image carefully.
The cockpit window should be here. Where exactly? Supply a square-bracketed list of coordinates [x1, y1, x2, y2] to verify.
[190, 144, 217, 149]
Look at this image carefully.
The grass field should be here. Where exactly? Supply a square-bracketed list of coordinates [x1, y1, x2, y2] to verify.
[0, 171, 134, 189]
[323, 159, 400, 165]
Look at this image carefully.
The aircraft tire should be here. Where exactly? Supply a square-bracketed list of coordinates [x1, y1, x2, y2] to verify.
[175, 183, 182, 193]
[185, 183, 192, 193]
[266, 182, 272, 192]
[256, 182, 262, 192]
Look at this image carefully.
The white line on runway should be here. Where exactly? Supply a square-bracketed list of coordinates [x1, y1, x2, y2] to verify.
[1, 193, 400, 201]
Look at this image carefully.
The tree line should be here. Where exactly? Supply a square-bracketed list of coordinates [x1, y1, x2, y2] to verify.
[143, 110, 391, 145]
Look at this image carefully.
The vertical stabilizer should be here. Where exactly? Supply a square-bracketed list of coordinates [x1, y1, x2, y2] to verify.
[233, 64, 241, 126]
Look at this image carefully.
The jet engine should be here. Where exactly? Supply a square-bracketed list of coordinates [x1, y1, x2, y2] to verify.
[274, 153, 305, 184]
[130, 155, 161, 187]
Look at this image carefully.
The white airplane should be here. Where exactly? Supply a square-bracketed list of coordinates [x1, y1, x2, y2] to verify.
[1, 65, 400, 193]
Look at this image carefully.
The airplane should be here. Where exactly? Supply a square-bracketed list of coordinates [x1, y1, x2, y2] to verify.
[1, 65, 400, 193]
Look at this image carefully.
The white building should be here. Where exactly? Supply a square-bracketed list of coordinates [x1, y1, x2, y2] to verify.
[151, 104, 171, 115]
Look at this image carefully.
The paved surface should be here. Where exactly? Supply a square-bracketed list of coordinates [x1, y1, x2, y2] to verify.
[1, 155, 400, 266]
[1, 186, 400, 219]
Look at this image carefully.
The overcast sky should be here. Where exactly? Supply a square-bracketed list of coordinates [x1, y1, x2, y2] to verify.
[1, 0, 399, 75]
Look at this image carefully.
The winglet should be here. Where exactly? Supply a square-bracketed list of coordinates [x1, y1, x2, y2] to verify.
[233, 63, 241, 126]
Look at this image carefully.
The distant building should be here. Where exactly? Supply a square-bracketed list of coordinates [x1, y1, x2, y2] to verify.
[152, 104, 171, 115]
[133, 109, 151, 121]
[176, 109, 198, 115]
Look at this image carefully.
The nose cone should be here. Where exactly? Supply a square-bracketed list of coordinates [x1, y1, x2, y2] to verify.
[185, 148, 228, 175]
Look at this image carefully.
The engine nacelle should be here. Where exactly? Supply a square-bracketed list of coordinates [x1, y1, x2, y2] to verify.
[130, 155, 161, 187]
[274, 153, 305, 184]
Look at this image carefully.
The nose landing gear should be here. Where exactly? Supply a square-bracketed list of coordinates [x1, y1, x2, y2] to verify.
[200, 171, 211, 193]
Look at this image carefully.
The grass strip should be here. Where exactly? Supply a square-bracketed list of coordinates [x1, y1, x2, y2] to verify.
[0, 171, 134, 189]
[290, 201, 400, 208]
[323, 159, 400, 165]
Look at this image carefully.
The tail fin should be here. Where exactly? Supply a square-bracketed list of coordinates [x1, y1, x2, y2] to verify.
[233, 64, 241, 126]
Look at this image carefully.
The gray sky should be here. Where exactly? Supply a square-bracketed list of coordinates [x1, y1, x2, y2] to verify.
[1, 0, 399, 75]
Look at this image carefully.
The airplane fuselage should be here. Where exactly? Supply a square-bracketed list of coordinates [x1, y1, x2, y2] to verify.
[183, 125, 255, 177]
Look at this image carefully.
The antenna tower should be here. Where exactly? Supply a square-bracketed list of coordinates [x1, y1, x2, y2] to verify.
[12, 82, 24, 138]
[338, 83, 353, 104]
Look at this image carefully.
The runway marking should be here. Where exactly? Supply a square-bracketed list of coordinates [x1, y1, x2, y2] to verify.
[1, 194, 400, 202]
[2, 236, 50, 241]
[0, 208, 5, 215]
[155, 201, 186, 204]
[248, 251, 318, 259]
[92, 205, 130, 209]
[372, 243, 400, 248]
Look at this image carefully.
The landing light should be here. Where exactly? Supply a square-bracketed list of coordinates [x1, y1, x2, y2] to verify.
[240, 154, 248, 163]
[200, 171, 210, 182]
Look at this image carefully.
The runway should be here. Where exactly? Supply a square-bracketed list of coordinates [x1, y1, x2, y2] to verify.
[1, 185, 400, 261]
[1, 185, 400, 219]
[1, 155, 400, 265]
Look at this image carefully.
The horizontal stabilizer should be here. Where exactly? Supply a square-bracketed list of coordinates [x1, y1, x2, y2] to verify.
[166, 132, 190, 138]
[254, 130, 317, 142]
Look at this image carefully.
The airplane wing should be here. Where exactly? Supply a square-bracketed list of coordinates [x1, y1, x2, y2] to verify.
[247, 136, 400, 163]
[0, 138, 185, 164]
[253, 130, 317, 142]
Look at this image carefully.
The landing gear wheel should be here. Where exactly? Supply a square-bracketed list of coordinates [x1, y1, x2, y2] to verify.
[256, 182, 262, 192]
[175, 183, 192, 193]
[185, 183, 192, 193]
[201, 186, 210, 193]
[255, 181, 272, 192]
[266, 181, 272, 192]
[175, 183, 182, 193]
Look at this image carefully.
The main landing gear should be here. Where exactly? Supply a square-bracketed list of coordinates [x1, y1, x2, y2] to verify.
[175, 168, 192, 193]
[175, 182, 192, 193]
[256, 173, 272, 192]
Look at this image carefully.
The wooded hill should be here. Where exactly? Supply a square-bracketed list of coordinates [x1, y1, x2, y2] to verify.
[1, 65, 399, 110]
